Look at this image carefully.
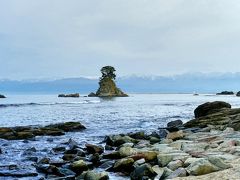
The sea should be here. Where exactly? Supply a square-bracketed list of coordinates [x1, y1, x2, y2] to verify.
[0, 94, 240, 179]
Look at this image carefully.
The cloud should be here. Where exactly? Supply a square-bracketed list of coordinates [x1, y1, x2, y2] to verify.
[0, 0, 240, 79]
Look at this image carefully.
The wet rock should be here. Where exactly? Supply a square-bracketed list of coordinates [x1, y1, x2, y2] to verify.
[35, 164, 58, 174]
[57, 168, 76, 177]
[53, 146, 66, 153]
[128, 131, 146, 140]
[105, 145, 114, 151]
[194, 101, 231, 118]
[167, 120, 183, 128]
[158, 129, 169, 139]
[167, 130, 185, 141]
[38, 157, 50, 164]
[217, 91, 234, 95]
[62, 154, 77, 161]
[149, 137, 160, 144]
[70, 160, 89, 174]
[113, 158, 134, 173]
[102, 151, 121, 159]
[58, 93, 80, 98]
[105, 135, 138, 147]
[15, 131, 35, 139]
[167, 167, 187, 178]
[130, 163, 156, 180]
[98, 160, 115, 171]
[237, 91, 240, 97]
[89, 153, 100, 165]
[67, 138, 79, 150]
[26, 156, 38, 162]
[23, 147, 37, 156]
[46, 122, 86, 132]
[85, 144, 104, 154]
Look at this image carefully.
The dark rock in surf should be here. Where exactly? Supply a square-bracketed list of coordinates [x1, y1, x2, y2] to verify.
[0, 94, 6, 98]
[216, 91, 234, 95]
[58, 93, 80, 98]
[88, 92, 96, 97]
[236, 91, 240, 97]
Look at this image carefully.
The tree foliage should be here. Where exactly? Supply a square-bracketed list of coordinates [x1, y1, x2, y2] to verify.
[100, 66, 116, 80]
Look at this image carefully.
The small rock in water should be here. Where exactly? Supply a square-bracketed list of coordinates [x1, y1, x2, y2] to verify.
[130, 163, 156, 180]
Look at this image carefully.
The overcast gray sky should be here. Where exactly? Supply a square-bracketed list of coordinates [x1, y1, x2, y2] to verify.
[0, 0, 240, 79]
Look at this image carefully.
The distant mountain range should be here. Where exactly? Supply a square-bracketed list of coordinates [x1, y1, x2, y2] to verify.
[1, 73, 240, 94]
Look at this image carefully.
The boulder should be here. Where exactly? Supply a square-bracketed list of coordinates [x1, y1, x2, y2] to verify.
[88, 92, 96, 97]
[194, 101, 231, 118]
[216, 91, 234, 95]
[167, 130, 185, 141]
[104, 135, 138, 147]
[186, 158, 219, 176]
[237, 91, 240, 97]
[0, 94, 6, 98]
[70, 160, 89, 174]
[167, 168, 187, 178]
[167, 160, 184, 171]
[119, 147, 137, 157]
[130, 163, 156, 180]
[184, 107, 240, 130]
[58, 93, 80, 98]
[85, 144, 104, 154]
[157, 154, 173, 167]
[84, 171, 109, 180]
[167, 120, 183, 128]
[113, 158, 134, 173]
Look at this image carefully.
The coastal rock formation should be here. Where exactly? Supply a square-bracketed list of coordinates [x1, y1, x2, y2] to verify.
[237, 91, 240, 97]
[185, 101, 240, 130]
[194, 101, 231, 118]
[88, 92, 96, 97]
[58, 93, 80, 98]
[0, 94, 6, 98]
[216, 91, 234, 95]
[0, 122, 86, 140]
[96, 78, 128, 97]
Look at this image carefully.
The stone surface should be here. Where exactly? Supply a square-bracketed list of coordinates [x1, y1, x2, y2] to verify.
[113, 158, 134, 173]
[194, 101, 231, 118]
[85, 144, 104, 154]
[167, 130, 185, 141]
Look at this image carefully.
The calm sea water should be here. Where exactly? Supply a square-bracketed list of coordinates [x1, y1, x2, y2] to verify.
[1, 94, 240, 133]
[0, 94, 240, 179]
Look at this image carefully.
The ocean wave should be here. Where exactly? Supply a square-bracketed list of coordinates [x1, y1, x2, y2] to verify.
[0, 100, 101, 108]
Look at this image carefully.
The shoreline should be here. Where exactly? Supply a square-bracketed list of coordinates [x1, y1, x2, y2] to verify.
[0, 101, 240, 179]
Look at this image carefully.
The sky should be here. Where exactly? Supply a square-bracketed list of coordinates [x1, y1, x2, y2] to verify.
[0, 0, 240, 79]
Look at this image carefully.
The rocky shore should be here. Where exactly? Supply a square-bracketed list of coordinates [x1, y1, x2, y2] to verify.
[1, 101, 240, 179]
